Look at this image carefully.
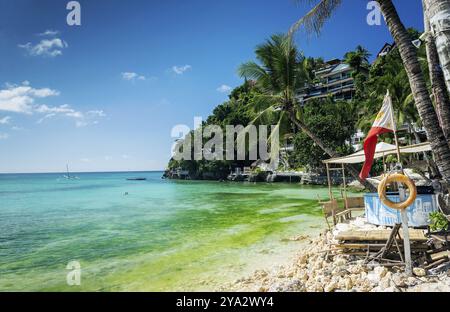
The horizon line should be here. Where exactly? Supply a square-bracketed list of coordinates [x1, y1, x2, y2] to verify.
[0, 169, 165, 175]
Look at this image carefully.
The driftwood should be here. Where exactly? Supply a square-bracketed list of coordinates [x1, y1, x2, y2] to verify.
[380, 224, 402, 259]
[428, 262, 450, 275]
[424, 258, 448, 270]
[430, 250, 450, 261]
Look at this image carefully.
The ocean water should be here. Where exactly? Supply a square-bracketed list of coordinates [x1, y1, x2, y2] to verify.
[0, 171, 334, 291]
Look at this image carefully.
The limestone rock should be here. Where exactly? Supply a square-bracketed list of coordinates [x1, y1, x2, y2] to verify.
[392, 274, 407, 288]
[324, 281, 338, 292]
[380, 272, 392, 289]
[374, 266, 388, 279]
[344, 277, 353, 290]
[413, 267, 427, 277]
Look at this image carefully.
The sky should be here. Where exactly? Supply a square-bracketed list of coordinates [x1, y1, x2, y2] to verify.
[0, 0, 424, 173]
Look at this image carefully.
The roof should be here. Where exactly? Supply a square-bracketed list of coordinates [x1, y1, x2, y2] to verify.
[330, 63, 351, 74]
[323, 142, 431, 164]
[318, 63, 353, 78]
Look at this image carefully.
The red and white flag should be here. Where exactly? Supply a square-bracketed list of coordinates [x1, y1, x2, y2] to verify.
[359, 91, 395, 180]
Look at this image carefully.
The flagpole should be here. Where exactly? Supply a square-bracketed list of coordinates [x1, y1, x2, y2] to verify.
[387, 90, 402, 166]
[386, 89, 413, 276]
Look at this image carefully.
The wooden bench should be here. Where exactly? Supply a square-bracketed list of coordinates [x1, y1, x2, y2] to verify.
[335, 196, 365, 223]
[317, 195, 365, 227]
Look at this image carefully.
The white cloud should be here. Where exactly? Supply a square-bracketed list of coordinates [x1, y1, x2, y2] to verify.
[35, 104, 106, 127]
[87, 110, 106, 117]
[11, 126, 23, 131]
[37, 113, 56, 124]
[122, 154, 131, 159]
[0, 82, 59, 114]
[0, 82, 105, 127]
[0, 116, 11, 124]
[36, 104, 77, 114]
[172, 65, 192, 75]
[217, 84, 232, 93]
[19, 38, 68, 57]
[80, 158, 91, 163]
[0, 133, 9, 140]
[38, 30, 60, 36]
[121, 72, 146, 81]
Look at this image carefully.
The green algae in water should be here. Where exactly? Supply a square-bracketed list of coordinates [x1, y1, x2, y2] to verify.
[0, 172, 339, 291]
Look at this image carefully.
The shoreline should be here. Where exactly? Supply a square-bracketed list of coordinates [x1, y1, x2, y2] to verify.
[169, 215, 327, 292]
[219, 217, 450, 292]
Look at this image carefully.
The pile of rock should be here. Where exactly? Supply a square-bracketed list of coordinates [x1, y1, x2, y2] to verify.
[224, 228, 450, 292]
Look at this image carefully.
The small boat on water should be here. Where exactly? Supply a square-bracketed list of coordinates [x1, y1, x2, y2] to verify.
[63, 164, 79, 180]
[126, 177, 147, 181]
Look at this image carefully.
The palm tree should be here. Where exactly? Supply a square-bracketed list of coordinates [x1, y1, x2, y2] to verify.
[238, 34, 376, 190]
[423, 0, 450, 140]
[344, 45, 371, 73]
[289, 0, 450, 183]
[379, 0, 450, 181]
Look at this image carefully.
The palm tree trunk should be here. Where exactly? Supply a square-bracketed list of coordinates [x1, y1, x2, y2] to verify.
[287, 110, 377, 191]
[423, 0, 450, 140]
[424, 0, 450, 94]
[288, 111, 337, 157]
[407, 119, 441, 178]
[378, 0, 450, 183]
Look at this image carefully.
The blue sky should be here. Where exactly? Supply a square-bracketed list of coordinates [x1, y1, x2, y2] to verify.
[0, 0, 423, 173]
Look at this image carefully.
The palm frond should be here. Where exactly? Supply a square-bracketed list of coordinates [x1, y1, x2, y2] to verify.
[238, 62, 268, 81]
[251, 94, 280, 113]
[288, 0, 343, 37]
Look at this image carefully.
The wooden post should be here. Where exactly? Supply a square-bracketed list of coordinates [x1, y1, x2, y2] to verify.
[342, 164, 347, 207]
[400, 206, 412, 275]
[387, 90, 413, 276]
[326, 163, 333, 200]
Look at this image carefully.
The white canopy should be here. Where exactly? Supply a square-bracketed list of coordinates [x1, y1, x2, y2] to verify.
[323, 142, 432, 165]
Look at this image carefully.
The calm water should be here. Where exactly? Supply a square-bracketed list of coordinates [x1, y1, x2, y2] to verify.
[0, 171, 333, 291]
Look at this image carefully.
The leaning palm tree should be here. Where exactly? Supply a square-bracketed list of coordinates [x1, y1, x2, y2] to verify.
[423, 0, 450, 140]
[238, 34, 375, 190]
[289, 0, 450, 182]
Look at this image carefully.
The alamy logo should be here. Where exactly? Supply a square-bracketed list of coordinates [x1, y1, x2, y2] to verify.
[171, 117, 280, 165]
[67, 1, 81, 26]
[367, 1, 383, 26]
[66, 260, 81, 286]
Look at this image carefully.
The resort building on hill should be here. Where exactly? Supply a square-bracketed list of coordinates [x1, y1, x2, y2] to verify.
[297, 59, 358, 104]
[376, 42, 395, 58]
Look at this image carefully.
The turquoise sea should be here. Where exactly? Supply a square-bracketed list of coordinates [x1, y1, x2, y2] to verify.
[0, 171, 332, 291]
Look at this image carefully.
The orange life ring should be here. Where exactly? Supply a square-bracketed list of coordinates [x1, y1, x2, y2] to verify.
[377, 173, 417, 210]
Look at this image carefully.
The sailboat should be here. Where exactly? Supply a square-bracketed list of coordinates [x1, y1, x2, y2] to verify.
[63, 164, 79, 180]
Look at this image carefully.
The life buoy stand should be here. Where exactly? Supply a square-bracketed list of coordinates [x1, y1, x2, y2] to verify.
[377, 173, 417, 210]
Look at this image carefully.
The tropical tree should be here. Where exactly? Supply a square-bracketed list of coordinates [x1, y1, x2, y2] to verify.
[344, 45, 371, 73]
[290, 99, 357, 169]
[423, 0, 450, 140]
[379, 0, 450, 182]
[289, 0, 450, 183]
[238, 34, 376, 190]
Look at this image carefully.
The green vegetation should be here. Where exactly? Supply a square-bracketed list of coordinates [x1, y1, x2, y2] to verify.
[166, 28, 439, 181]
[167, 80, 261, 180]
[429, 211, 449, 232]
[289, 0, 450, 184]
[289, 99, 356, 169]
